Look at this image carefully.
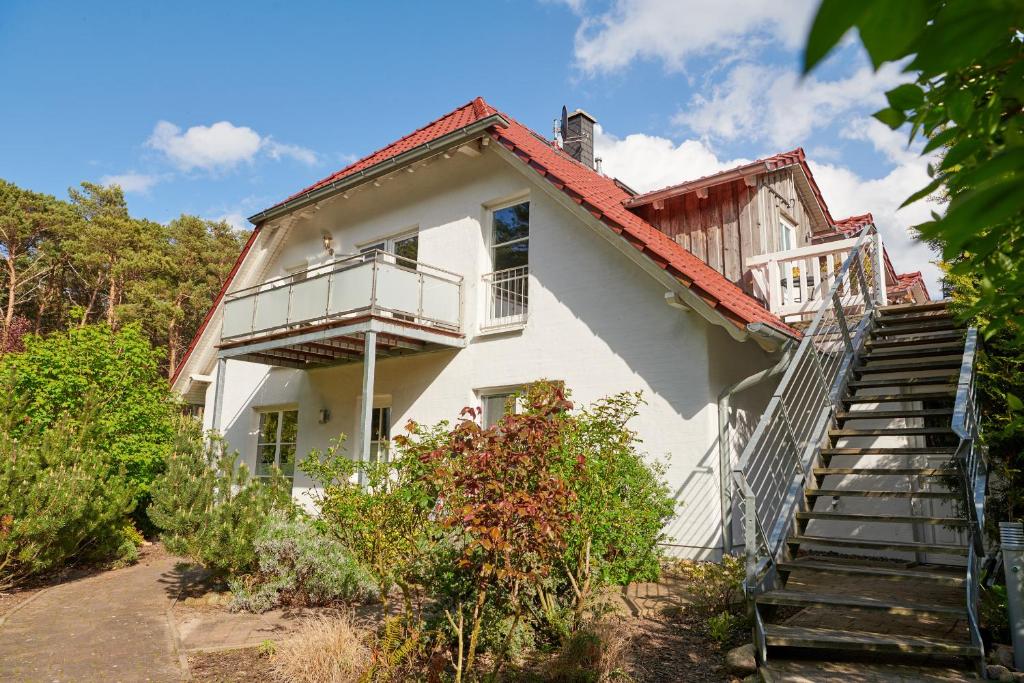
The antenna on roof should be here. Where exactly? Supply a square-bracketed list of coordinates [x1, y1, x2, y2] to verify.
[560, 105, 569, 141]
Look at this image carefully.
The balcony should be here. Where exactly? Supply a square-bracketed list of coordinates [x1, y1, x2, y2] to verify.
[481, 265, 528, 330]
[218, 250, 464, 368]
[746, 234, 883, 321]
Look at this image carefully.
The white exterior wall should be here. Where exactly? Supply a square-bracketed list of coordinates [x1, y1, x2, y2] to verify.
[199, 148, 778, 558]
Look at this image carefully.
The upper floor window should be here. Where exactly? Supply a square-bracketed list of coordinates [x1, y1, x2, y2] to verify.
[360, 231, 418, 268]
[778, 214, 797, 252]
[491, 201, 529, 271]
[483, 201, 529, 328]
[257, 409, 297, 483]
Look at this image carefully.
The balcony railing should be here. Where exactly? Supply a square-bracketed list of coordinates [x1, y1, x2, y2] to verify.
[221, 250, 463, 341]
[481, 266, 528, 329]
[745, 233, 885, 319]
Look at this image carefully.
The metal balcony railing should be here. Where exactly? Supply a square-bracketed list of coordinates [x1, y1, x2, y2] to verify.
[481, 265, 528, 329]
[221, 250, 463, 342]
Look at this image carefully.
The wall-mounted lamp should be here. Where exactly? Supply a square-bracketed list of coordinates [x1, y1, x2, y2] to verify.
[318, 408, 331, 424]
[322, 232, 335, 255]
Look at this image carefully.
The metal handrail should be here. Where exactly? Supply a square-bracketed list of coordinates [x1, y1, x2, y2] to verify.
[733, 224, 883, 601]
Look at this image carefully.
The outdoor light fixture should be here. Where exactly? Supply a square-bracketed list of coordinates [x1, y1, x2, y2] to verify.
[318, 408, 331, 424]
[322, 232, 335, 255]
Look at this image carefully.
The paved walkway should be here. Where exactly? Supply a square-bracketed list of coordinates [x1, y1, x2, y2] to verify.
[0, 555, 186, 683]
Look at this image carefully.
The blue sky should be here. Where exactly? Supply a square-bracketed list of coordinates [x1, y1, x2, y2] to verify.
[0, 0, 940, 291]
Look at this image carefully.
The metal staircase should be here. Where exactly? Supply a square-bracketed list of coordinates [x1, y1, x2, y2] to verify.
[734, 226, 989, 674]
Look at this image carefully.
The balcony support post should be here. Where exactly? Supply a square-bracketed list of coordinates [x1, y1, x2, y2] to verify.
[358, 331, 378, 485]
[212, 356, 227, 436]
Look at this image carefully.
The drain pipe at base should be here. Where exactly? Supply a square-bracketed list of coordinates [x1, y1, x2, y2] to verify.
[718, 324, 797, 556]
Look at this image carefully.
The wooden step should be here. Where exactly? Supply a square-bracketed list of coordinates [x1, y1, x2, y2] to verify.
[796, 511, 967, 525]
[812, 467, 957, 476]
[842, 391, 956, 403]
[865, 331, 965, 349]
[872, 319, 960, 336]
[757, 589, 966, 616]
[835, 408, 954, 420]
[863, 344, 964, 360]
[806, 489, 957, 499]
[762, 624, 978, 656]
[854, 359, 962, 375]
[876, 312, 953, 326]
[821, 446, 956, 456]
[847, 377, 956, 390]
[787, 535, 968, 555]
[830, 426, 953, 437]
[778, 558, 966, 583]
[878, 301, 950, 315]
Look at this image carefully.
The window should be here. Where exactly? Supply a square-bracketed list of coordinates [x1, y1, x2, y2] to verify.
[480, 390, 521, 428]
[359, 231, 418, 267]
[368, 406, 391, 463]
[779, 214, 797, 252]
[491, 201, 529, 270]
[483, 201, 529, 327]
[257, 409, 297, 481]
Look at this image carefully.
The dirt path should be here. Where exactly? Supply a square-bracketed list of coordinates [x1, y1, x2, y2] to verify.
[0, 553, 189, 683]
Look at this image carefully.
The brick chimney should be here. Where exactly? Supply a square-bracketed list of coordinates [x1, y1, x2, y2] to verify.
[564, 109, 596, 169]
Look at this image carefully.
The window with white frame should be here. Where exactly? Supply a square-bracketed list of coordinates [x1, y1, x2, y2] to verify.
[256, 409, 297, 482]
[480, 389, 523, 428]
[483, 200, 529, 326]
[359, 231, 418, 267]
[368, 405, 391, 463]
[778, 213, 797, 252]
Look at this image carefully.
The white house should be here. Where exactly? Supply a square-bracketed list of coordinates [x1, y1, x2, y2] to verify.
[171, 98, 928, 559]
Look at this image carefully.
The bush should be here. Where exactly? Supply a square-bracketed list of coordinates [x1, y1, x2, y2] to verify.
[673, 555, 745, 620]
[1, 324, 177, 505]
[0, 401, 136, 589]
[270, 614, 371, 683]
[230, 510, 376, 613]
[147, 420, 291, 579]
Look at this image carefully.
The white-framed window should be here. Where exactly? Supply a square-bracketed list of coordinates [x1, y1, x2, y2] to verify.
[368, 405, 392, 464]
[483, 200, 529, 327]
[256, 408, 298, 482]
[779, 213, 797, 252]
[358, 230, 418, 267]
[479, 388, 523, 428]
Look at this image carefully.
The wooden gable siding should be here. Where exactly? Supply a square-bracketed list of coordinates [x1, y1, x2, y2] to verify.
[634, 167, 818, 288]
[633, 177, 758, 283]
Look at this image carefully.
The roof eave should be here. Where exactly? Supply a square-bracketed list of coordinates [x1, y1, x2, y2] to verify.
[624, 161, 767, 208]
[248, 113, 511, 224]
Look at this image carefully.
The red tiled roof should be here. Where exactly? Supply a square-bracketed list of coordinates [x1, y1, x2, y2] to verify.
[172, 98, 797, 386]
[891, 270, 930, 299]
[627, 147, 834, 225]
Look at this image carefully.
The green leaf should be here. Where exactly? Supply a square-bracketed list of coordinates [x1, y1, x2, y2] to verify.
[873, 107, 907, 129]
[940, 138, 984, 170]
[946, 89, 974, 127]
[857, 0, 928, 69]
[1007, 393, 1024, 412]
[899, 177, 944, 209]
[936, 180, 1024, 252]
[803, 0, 869, 72]
[922, 127, 959, 154]
[886, 83, 925, 110]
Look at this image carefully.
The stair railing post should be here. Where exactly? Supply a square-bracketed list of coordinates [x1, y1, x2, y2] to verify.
[832, 292, 854, 354]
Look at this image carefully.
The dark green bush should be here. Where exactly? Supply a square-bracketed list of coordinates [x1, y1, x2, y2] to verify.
[147, 420, 291, 579]
[0, 400, 137, 589]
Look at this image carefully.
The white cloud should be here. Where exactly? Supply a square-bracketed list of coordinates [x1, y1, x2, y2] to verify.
[100, 172, 161, 194]
[147, 120, 318, 172]
[572, 0, 817, 74]
[594, 124, 748, 193]
[212, 212, 251, 231]
[674, 62, 907, 148]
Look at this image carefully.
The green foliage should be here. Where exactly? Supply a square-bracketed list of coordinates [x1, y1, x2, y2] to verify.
[1, 323, 176, 501]
[147, 421, 291, 579]
[706, 611, 740, 645]
[543, 620, 633, 683]
[804, 0, 1024, 333]
[982, 584, 1010, 644]
[674, 555, 745, 620]
[0, 396, 136, 589]
[229, 509, 376, 613]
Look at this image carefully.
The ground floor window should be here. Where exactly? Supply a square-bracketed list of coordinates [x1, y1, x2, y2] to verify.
[369, 406, 391, 463]
[480, 389, 522, 428]
[257, 409, 297, 481]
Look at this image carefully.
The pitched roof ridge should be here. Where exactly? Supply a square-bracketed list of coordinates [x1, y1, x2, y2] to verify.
[275, 98, 492, 207]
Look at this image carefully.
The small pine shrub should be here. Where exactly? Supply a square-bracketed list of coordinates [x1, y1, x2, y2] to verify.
[148, 420, 292, 579]
[229, 510, 376, 612]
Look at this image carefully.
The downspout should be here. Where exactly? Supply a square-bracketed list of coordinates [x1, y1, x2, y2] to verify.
[718, 323, 797, 555]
